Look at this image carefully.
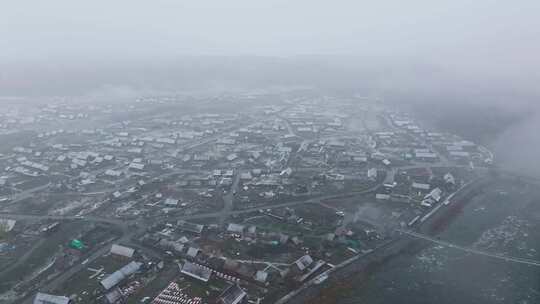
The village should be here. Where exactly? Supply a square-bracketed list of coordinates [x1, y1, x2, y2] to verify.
[0, 91, 494, 304]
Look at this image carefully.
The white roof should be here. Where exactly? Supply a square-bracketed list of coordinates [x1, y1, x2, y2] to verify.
[164, 198, 179, 206]
[0, 219, 16, 231]
[449, 151, 470, 157]
[227, 223, 245, 233]
[110, 244, 135, 258]
[34, 292, 70, 304]
[100, 261, 142, 290]
[181, 261, 212, 282]
[129, 162, 145, 170]
[415, 152, 438, 158]
[186, 247, 200, 257]
[105, 169, 122, 177]
[412, 182, 430, 190]
[255, 270, 268, 283]
[294, 255, 314, 271]
[375, 193, 390, 200]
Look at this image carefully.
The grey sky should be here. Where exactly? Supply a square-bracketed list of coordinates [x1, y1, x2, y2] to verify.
[2, 0, 540, 64]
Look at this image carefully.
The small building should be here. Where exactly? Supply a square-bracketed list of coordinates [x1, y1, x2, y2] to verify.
[218, 284, 247, 304]
[411, 182, 430, 191]
[0, 219, 16, 232]
[181, 261, 212, 282]
[186, 247, 200, 258]
[129, 162, 145, 171]
[33, 292, 71, 304]
[375, 193, 390, 200]
[227, 223, 245, 234]
[100, 261, 142, 290]
[163, 198, 179, 207]
[414, 152, 438, 161]
[104, 288, 123, 304]
[110, 244, 135, 258]
[104, 169, 122, 178]
[294, 255, 314, 271]
[240, 172, 252, 180]
[444, 172, 456, 184]
[367, 168, 378, 180]
[177, 220, 204, 234]
[254, 270, 269, 283]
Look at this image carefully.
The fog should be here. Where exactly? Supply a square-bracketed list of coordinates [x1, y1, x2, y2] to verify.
[2, 0, 540, 174]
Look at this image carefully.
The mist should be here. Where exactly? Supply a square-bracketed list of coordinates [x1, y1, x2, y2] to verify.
[2, 0, 540, 174]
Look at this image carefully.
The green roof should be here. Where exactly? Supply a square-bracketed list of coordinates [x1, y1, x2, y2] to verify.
[70, 239, 84, 249]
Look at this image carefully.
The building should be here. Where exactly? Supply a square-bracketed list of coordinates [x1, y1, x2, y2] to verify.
[227, 223, 245, 234]
[0, 219, 16, 232]
[444, 172, 456, 185]
[367, 168, 378, 180]
[411, 182, 430, 191]
[163, 198, 179, 207]
[293, 255, 314, 272]
[177, 220, 204, 234]
[254, 270, 269, 283]
[375, 193, 390, 200]
[186, 247, 200, 258]
[33, 292, 71, 304]
[100, 261, 142, 290]
[181, 261, 212, 282]
[110, 244, 135, 258]
[218, 284, 247, 304]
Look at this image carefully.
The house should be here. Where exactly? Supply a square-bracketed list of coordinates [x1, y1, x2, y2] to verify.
[186, 247, 200, 258]
[280, 167, 293, 176]
[163, 198, 179, 207]
[415, 151, 438, 161]
[449, 151, 470, 159]
[239, 172, 252, 180]
[181, 261, 212, 282]
[444, 173, 456, 185]
[375, 193, 390, 200]
[100, 261, 142, 290]
[367, 168, 378, 180]
[411, 182, 430, 191]
[227, 223, 245, 234]
[110, 244, 135, 258]
[218, 284, 247, 304]
[129, 162, 145, 171]
[294, 255, 314, 271]
[104, 288, 122, 304]
[105, 169, 122, 178]
[226, 153, 238, 161]
[422, 187, 443, 207]
[177, 220, 204, 234]
[33, 292, 71, 304]
[0, 219, 16, 232]
[254, 270, 269, 283]
[425, 187, 443, 202]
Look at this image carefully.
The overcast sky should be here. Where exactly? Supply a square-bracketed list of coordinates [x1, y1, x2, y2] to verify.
[2, 0, 540, 65]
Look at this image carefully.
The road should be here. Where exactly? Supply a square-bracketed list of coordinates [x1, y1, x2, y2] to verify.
[219, 170, 241, 224]
[0, 213, 127, 226]
[17, 224, 143, 304]
[397, 229, 540, 267]
[274, 167, 489, 304]
[4, 183, 51, 206]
